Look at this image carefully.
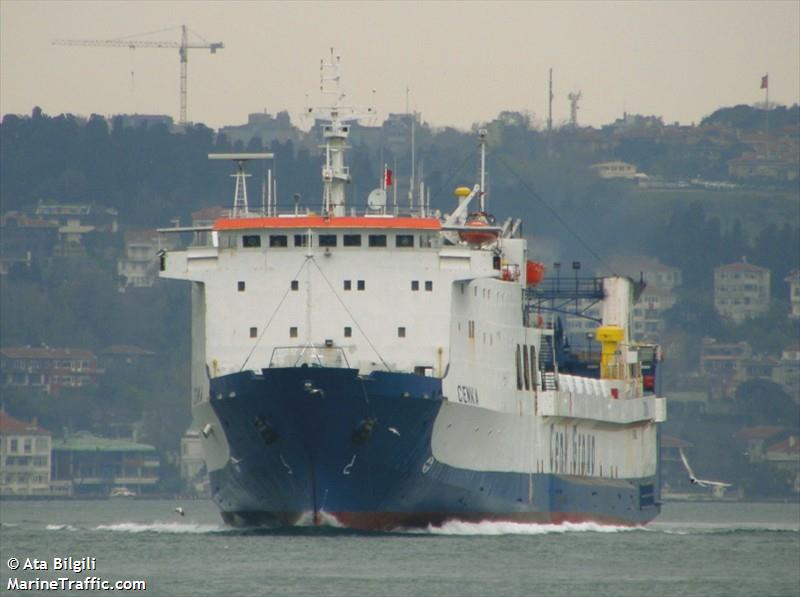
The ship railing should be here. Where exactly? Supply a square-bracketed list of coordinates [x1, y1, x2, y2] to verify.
[268, 345, 351, 369]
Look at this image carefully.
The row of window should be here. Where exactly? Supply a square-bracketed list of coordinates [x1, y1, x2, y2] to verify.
[4, 456, 48, 467]
[237, 280, 434, 292]
[248, 326, 407, 339]
[242, 233, 427, 249]
[515, 344, 538, 391]
[6, 438, 49, 453]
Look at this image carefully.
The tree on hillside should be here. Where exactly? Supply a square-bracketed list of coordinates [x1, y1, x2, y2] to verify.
[734, 379, 798, 426]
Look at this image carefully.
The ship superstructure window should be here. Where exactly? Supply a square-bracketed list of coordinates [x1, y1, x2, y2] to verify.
[294, 234, 310, 247]
[249, 327, 257, 338]
[368, 234, 387, 247]
[516, 345, 523, 390]
[319, 234, 337, 247]
[238, 281, 245, 292]
[396, 234, 414, 248]
[242, 235, 261, 248]
[269, 235, 288, 247]
[289, 327, 298, 338]
[419, 233, 437, 248]
[411, 281, 419, 291]
[344, 280, 352, 291]
[344, 326, 352, 338]
[357, 280, 365, 291]
[529, 345, 537, 389]
[343, 234, 362, 247]
[291, 280, 299, 291]
[468, 320, 475, 338]
[425, 281, 433, 291]
[398, 327, 406, 338]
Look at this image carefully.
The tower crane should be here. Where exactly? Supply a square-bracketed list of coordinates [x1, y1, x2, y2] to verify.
[53, 25, 223, 125]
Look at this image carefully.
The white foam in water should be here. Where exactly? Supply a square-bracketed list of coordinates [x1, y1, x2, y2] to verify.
[95, 521, 224, 534]
[420, 520, 638, 536]
[46, 524, 78, 531]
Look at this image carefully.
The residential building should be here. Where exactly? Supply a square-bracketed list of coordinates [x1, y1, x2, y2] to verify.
[0, 211, 59, 275]
[631, 286, 677, 343]
[51, 432, 159, 497]
[180, 431, 207, 495]
[34, 202, 118, 258]
[0, 410, 51, 496]
[786, 269, 800, 319]
[765, 435, 800, 494]
[100, 345, 157, 374]
[773, 346, 800, 401]
[699, 338, 752, 397]
[219, 110, 301, 147]
[0, 347, 101, 395]
[604, 255, 682, 293]
[735, 426, 787, 463]
[118, 229, 176, 289]
[714, 260, 771, 323]
[590, 160, 640, 180]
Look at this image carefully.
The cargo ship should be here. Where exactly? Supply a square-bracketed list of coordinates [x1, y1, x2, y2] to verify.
[159, 54, 666, 529]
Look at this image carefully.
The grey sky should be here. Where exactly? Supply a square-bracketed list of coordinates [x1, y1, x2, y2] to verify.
[1, 1, 798, 130]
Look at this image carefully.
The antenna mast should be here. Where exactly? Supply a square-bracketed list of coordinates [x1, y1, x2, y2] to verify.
[568, 90, 582, 128]
[547, 68, 553, 132]
[208, 153, 273, 217]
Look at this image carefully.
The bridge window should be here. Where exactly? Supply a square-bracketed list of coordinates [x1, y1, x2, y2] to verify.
[319, 234, 337, 247]
[238, 281, 245, 292]
[344, 280, 352, 291]
[249, 327, 257, 338]
[398, 327, 406, 338]
[357, 280, 365, 291]
[291, 280, 299, 291]
[368, 234, 387, 247]
[294, 234, 309, 247]
[344, 327, 352, 338]
[289, 327, 298, 338]
[242, 235, 261, 248]
[269, 235, 288, 247]
[411, 280, 419, 291]
[343, 234, 362, 247]
[425, 281, 433, 291]
[396, 234, 414, 248]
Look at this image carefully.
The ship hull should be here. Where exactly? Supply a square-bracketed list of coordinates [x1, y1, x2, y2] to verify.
[204, 368, 659, 530]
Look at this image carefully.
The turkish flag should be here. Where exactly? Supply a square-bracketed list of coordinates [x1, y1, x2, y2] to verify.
[761, 75, 768, 90]
[385, 168, 393, 187]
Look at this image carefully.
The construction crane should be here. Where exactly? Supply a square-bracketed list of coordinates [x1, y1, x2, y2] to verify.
[53, 25, 223, 125]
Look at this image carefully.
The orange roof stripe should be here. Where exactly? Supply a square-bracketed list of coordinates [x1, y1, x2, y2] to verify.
[214, 216, 442, 231]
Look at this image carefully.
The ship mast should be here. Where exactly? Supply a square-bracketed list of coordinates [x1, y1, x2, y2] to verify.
[310, 49, 367, 217]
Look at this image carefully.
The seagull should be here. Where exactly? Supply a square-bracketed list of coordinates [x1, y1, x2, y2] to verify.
[173, 507, 185, 517]
[679, 448, 732, 489]
[387, 427, 401, 437]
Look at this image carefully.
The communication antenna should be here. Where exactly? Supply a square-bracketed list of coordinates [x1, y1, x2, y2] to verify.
[568, 91, 582, 128]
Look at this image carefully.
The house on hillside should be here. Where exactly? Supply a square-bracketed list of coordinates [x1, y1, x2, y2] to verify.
[786, 269, 800, 319]
[0, 410, 51, 496]
[714, 259, 771, 323]
[0, 211, 59, 275]
[0, 347, 102, 395]
[765, 436, 800, 494]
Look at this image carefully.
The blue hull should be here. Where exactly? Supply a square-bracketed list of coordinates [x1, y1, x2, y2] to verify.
[207, 367, 660, 529]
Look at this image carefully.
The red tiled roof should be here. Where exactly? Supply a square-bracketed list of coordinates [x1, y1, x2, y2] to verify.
[716, 262, 768, 273]
[0, 411, 50, 435]
[0, 347, 96, 360]
[735, 426, 785, 441]
[766, 436, 800, 456]
[102, 345, 156, 356]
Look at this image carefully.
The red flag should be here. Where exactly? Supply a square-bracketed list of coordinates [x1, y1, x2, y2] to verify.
[761, 74, 768, 90]
[385, 168, 393, 187]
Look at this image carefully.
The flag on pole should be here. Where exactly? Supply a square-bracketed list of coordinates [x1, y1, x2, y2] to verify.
[761, 74, 768, 90]
[384, 167, 393, 188]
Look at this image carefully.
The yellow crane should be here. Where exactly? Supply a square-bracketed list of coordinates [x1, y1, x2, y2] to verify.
[53, 25, 223, 125]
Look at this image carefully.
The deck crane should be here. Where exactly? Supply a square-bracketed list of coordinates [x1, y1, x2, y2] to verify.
[53, 25, 223, 125]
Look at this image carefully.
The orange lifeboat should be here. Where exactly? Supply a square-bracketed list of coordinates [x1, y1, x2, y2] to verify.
[459, 212, 499, 246]
[526, 261, 545, 286]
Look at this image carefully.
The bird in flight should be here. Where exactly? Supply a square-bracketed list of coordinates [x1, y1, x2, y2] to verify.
[679, 448, 732, 488]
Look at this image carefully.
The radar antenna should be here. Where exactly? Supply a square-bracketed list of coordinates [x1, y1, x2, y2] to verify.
[208, 153, 273, 217]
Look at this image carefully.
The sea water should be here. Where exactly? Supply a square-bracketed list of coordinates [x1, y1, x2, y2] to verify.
[1, 499, 798, 596]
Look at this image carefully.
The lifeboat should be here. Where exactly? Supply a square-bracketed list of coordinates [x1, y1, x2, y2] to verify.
[526, 261, 545, 286]
[459, 212, 499, 246]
